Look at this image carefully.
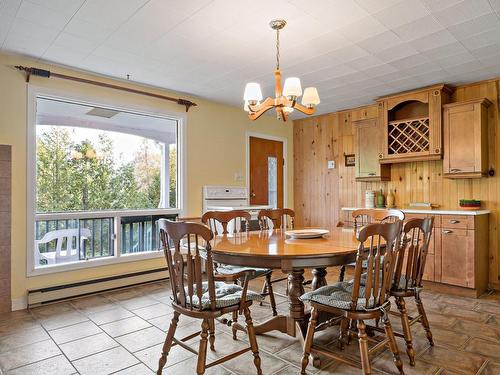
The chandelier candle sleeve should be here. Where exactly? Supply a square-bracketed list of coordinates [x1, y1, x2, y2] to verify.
[242, 19, 320, 122]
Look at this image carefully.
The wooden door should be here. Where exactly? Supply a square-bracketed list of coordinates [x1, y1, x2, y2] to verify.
[443, 104, 476, 174]
[355, 119, 381, 179]
[440, 228, 475, 288]
[249, 136, 284, 208]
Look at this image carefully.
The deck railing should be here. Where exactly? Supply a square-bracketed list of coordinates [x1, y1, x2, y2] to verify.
[34, 210, 178, 266]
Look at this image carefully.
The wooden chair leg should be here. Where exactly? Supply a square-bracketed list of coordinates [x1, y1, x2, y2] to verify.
[338, 265, 346, 282]
[196, 319, 209, 375]
[208, 318, 216, 351]
[266, 273, 278, 316]
[339, 317, 348, 350]
[415, 293, 434, 346]
[396, 297, 416, 366]
[357, 320, 371, 375]
[243, 307, 263, 375]
[301, 307, 319, 374]
[232, 310, 238, 340]
[157, 311, 180, 375]
[383, 314, 404, 375]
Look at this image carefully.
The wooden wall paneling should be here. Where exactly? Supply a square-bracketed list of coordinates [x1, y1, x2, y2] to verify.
[293, 78, 500, 288]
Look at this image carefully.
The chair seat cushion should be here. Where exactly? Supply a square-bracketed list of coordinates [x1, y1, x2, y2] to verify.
[300, 282, 375, 311]
[216, 264, 272, 279]
[182, 281, 264, 310]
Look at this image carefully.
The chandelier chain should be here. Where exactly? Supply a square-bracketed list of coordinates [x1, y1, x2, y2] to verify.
[276, 28, 280, 70]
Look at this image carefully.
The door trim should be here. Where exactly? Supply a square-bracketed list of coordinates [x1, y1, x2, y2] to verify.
[245, 132, 288, 208]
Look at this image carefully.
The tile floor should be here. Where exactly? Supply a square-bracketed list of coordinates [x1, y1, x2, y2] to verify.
[0, 269, 499, 374]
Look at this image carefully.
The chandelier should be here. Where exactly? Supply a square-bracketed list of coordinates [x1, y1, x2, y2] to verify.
[243, 19, 320, 122]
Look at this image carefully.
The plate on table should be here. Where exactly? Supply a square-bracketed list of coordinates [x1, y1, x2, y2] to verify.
[285, 229, 330, 239]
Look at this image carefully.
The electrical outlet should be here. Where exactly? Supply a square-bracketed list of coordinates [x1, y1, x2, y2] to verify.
[327, 160, 335, 169]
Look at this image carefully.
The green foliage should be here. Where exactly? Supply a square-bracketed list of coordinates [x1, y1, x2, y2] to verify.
[36, 127, 171, 213]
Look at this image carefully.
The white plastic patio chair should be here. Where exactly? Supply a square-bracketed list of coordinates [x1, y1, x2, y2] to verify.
[35, 228, 91, 265]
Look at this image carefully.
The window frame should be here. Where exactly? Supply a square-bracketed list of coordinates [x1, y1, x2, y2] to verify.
[26, 86, 187, 277]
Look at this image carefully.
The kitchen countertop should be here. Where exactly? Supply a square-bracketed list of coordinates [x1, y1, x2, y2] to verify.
[341, 207, 490, 216]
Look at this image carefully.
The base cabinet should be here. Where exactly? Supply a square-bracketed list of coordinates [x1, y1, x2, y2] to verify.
[440, 229, 475, 287]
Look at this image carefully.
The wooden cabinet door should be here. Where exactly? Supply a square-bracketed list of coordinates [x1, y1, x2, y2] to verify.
[443, 104, 477, 174]
[355, 119, 382, 179]
[440, 228, 475, 288]
[422, 227, 437, 281]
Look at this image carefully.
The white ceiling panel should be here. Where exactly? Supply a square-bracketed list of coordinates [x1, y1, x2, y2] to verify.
[2, 0, 499, 116]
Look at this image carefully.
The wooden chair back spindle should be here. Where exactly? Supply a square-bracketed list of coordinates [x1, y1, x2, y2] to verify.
[352, 208, 404, 230]
[258, 208, 295, 230]
[393, 217, 434, 291]
[351, 221, 402, 311]
[201, 210, 251, 235]
[159, 219, 215, 311]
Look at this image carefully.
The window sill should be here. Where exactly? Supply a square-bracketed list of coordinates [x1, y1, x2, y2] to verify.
[27, 250, 165, 277]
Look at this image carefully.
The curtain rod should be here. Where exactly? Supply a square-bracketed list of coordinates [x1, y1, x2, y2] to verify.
[15, 65, 197, 112]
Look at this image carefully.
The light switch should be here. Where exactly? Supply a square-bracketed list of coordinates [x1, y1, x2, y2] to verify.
[327, 160, 335, 169]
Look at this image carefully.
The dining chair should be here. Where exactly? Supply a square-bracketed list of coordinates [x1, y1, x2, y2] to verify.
[389, 217, 435, 366]
[257, 208, 300, 292]
[258, 208, 295, 230]
[157, 219, 263, 375]
[201, 210, 278, 320]
[300, 221, 404, 375]
[338, 208, 405, 282]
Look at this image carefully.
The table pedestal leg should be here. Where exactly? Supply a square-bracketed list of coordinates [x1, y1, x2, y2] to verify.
[311, 268, 327, 290]
[288, 269, 307, 337]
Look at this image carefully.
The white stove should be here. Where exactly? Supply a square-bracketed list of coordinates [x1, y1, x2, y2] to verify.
[202, 186, 272, 231]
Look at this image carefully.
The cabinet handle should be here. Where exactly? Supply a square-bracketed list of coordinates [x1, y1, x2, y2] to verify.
[449, 220, 460, 224]
[450, 168, 462, 172]
[368, 173, 376, 176]
[442, 230, 453, 234]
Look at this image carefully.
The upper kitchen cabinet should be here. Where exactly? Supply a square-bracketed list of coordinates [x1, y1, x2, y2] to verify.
[353, 104, 390, 181]
[377, 84, 453, 164]
[443, 98, 492, 178]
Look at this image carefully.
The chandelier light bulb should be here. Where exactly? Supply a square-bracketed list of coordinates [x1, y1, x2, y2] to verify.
[302, 87, 320, 108]
[283, 77, 302, 99]
[243, 82, 263, 102]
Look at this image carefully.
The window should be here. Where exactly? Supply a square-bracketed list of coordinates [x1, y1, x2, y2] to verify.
[29, 95, 184, 273]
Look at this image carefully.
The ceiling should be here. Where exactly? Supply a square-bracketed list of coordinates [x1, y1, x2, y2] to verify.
[2, 0, 500, 117]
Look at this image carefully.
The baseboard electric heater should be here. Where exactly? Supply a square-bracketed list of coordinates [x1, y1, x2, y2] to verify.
[27, 268, 169, 307]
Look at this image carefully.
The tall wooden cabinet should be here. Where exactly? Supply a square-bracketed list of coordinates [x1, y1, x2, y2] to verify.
[377, 84, 453, 164]
[353, 104, 390, 181]
[443, 98, 491, 178]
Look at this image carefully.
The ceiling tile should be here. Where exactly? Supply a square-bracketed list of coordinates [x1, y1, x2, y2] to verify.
[75, 0, 149, 30]
[337, 16, 387, 43]
[393, 15, 443, 41]
[491, 0, 500, 12]
[349, 54, 386, 70]
[63, 17, 114, 44]
[27, 0, 84, 16]
[387, 52, 431, 69]
[444, 60, 485, 76]
[434, 51, 477, 69]
[460, 26, 500, 51]
[421, 41, 468, 59]
[374, 43, 419, 63]
[16, 0, 72, 29]
[293, 0, 369, 29]
[420, 0, 461, 12]
[431, 0, 494, 27]
[447, 13, 500, 40]
[409, 29, 457, 52]
[0, 0, 21, 17]
[353, 0, 404, 13]
[469, 41, 500, 59]
[357, 30, 402, 53]
[373, 1, 430, 29]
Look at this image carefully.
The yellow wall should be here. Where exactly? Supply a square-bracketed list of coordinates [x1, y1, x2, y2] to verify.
[0, 52, 294, 305]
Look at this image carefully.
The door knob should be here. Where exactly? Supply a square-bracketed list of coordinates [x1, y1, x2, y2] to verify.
[250, 193, 256, 197]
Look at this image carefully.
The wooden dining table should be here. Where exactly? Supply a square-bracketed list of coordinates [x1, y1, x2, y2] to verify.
[211, 227, 360, 340]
